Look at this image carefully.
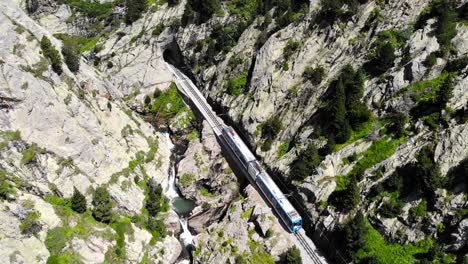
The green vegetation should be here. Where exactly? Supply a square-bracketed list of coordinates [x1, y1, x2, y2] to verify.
[179, 173, 195, 188]
[409, 200, 428, 219]
[200, 186, 216, 197]
[92, 186, 113, 223]
[364, 41, 395, 77]
[46, 227, 74, 256]
[283, 38, 301, 61]
[110, 217, 133, 259]
[377, 195, 404, 218]
[151, 83, 187, 118]
[40, 36, 62, 75]
[303, 65, 325, 85]
[415, 0, 457, 55]
[146, 216, 167, 239]
[227, 0, 257, 21]
[369, 145, 442, 209]
[285, 246, 302, 264]
[21, 143, 41, 165]
[63, 0, 114, 19]
[0, 170, 15, 201]
[0, 130, 21, 151]
[355, 218, 432, 263]
[277, 139, 291, 158]
[290, 143, 322, 180]
[182, 0, 223, 25]
[71, 187, 87, 213]
[62, 37, 80, 73]
[125, 0, 148, 24]
[151, 23, 165, 36]
[20, 210, 42, 235]
[145, 179, 163, 216]
[241, 207, 254, 219]
[246, 240, 276, 264]
[319, 0, 363, 24]
[317, 65, 371, 145]
[227, 72, 248, 96]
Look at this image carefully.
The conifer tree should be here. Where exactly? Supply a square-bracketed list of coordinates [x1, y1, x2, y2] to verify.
[92, 186, 113, 223]
[71, 187, 87, 213]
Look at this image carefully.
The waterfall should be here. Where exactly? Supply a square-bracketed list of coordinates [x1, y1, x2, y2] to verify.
[179, 218, 194, 246]
[165, 133, 179, 199]
[163, 132, 195, 248]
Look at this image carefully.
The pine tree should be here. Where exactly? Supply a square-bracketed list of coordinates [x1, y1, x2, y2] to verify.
[436, 75, 453, 109]
[62, 39, 80, 73]
[40, 36, 62, 75]
[146, 179, 162, 217]
[125, 0, 147, 24]
[71, 187, 87, 213]
[328, 78, 351, 143]
[92, 186, 113, 223]
[286, 246, 302, 264]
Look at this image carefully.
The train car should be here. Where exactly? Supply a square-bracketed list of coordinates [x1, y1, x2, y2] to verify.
[256, 171, 302, 232]
[222, 126, 302, 232]
[222, 127, 256, 167]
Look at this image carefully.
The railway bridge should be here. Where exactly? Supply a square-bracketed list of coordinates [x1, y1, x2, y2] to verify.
[166, 63, 328, 264]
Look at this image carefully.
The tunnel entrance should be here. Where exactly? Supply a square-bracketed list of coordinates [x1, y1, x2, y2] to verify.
[162, 40, 196, 82]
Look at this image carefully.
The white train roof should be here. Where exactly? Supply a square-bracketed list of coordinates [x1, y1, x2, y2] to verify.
[258, 172, 300, 220]
[223, 127, 256, 162]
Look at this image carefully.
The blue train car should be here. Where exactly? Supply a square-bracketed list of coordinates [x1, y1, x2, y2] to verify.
[222, 126, 302, 232]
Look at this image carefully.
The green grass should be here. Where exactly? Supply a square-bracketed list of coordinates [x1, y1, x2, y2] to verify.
[227, 73, 248, 96]
[46, 227, 74, 256]
[336, 137, 405, 191]
[63, 0, 114, 19]
[151, 83, 187, 118]
[355, 219, 432, 263]
[179, 173, 195, 188]
[277, 139, 291, 159]
[21, 144, 40, 165]
[241, 207, 254, 219]
[0, 130, 21, 150]
[199, 187, 216, 198]
[394, 72, 451, 102]
[227, 0, 257, 21]
[246, 240, 276, 264]
[335, 115, 376, 151]
[111, 217, 133, 259]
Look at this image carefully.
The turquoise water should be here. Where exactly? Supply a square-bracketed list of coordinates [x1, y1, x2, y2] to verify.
[172, 197, 195, 216]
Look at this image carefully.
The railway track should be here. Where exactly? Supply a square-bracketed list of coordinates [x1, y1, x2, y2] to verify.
[168, 63, 327, 264]
[169, 65, 223, 132]
[295, 232, 323, 264]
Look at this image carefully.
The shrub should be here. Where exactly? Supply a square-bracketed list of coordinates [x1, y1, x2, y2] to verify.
[182, 0, 223, 25]
[0, 170, 15, 200]
[125, 0, 147, 24]
[423, 52, 438, 68]
[384, 112, 408, 138]
[341, 212, 368, 260]
[179, 173, 195, 188]
[303, 66, 325, 85]
[92, 186, 113, 223]
[227, 73, 248, 96]
[409, 200, 427, 219]
[71, 187, 87, 213]
[377, 197, 404, 218]
[20, 211, 42, 235]
[329, 175, 360, 212]
[147, 217, 167, 238]
[364, 41, 395, 77]
[62, 38, 80, 73]
[261, 116, 283, 140]
[146, 179, 163, 217]
[285, 246, 302, 264]
[144, 95, 151, 105]
[152, 23, 165, 36]
[290, 143, 322, 180]
[202, 202, 211, 210]
[40, 36, 62, 75]
[284, 39, 301, 60]
[21, 144, 39, 165]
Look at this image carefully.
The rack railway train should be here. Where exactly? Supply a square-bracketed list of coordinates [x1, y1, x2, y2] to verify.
[222, 126, 302, 232]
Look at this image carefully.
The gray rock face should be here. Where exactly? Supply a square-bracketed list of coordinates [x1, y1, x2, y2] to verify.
[447, 218, 468, 251]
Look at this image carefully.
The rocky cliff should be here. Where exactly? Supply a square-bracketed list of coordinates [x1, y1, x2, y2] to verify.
[1, 0, 467, 263]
